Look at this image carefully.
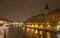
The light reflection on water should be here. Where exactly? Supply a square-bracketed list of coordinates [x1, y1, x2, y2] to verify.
[47, 32, 51, 38]
[35, 29, 38, 34]
[39, 30, 43, 35]
[3, 26, 60, 38]
[24, 28, 59, 38]
[57, 34, 60, 38]
[39, 30, 43, 38]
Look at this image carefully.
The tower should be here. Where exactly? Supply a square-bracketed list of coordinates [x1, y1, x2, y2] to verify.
[43, 4, 50, 15]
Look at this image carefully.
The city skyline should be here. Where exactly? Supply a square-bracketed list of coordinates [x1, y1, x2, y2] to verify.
[0, 0, 60, 22]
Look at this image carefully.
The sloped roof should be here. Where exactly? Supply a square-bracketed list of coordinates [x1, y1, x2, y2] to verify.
[24, 8, 60, 24]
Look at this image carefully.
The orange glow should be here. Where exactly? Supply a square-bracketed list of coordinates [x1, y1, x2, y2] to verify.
[31, 29, 34, 32]
[46, 22, 49, 24]
[57, 25, 60, 30]
[58, 21, 60, 24]
[39, 31, 43, 35]
[40, 25, 43, 28]
[23, 27, 25, 30]
[35, 30, 38, 34]
[47, 32, 51, 38]
[27, 28, 30, 30]
[47, 25, 50, 28]
[27, 25, 30, 27]
[39, 30, 43, 37]
[31, 24, 34, 27]
[0, 21, 5, 24]
[26, 28, 30, 32]
[35, 24, 38, 27]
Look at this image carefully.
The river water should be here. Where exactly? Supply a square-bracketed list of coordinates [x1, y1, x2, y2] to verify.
[4, 26, 60, 38]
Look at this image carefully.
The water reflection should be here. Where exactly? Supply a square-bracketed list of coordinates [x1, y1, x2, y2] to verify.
[57, 34, 60, 38]
[26, 28, 30, 32]
[47, 32, 51, 38]
[6, 26, 60, 38]
[39, 30, 43, 35]
[25, 28, 58, 38]
[23, 27, 25, 30]
[39, 30, 43, 38]
[35, 30, 38, 34]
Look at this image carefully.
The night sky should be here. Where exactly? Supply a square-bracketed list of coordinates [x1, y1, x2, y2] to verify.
[0, 0, 60, 22]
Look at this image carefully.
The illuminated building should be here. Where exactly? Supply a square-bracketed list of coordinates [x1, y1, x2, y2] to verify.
[0, 17, 9, 26]
[24, 4, 60, 30]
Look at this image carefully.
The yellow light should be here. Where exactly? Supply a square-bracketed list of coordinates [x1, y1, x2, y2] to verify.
[23, 27, 25, 30]
[30, 29, 35, 34]
[0, 21, 5, 24]
[31, 24, 34, 27]
[58, 21, 60, 24]
[27, 25, 30, 27]
[40, 25, 43, 28]
[47, 25, 50, 28]
[35, 24, 38, 27]
[47, 32, 51, 38]
[26, 28, 30, 32]
[35, 29, 38, 34]
[57, 25, 60, 30]
[40, 31, 43, 35]
[39, 30, 43, 37]
[31, 29, 34, 32]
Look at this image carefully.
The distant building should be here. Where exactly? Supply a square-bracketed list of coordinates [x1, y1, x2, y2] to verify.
[0, 17, 9, 26]
[24, 4, 60, 30]
[24, 4, 60, 24]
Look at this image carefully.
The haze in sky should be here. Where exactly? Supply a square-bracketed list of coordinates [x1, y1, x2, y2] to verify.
[0, 0, 60, 22]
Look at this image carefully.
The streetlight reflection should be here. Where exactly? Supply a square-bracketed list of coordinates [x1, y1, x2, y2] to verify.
[31, 24, 34, 27]
[39, 30, 43, 37]
[39, 30, 43, 35]
[23, 27, 25, 30]
[40, 25, 43, 29]
[35, 29, 38, 34]
[26, 28, 30, 32]
[47, 32, 51, 38]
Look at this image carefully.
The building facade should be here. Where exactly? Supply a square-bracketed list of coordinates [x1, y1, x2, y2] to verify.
[24, 5, 60, 31]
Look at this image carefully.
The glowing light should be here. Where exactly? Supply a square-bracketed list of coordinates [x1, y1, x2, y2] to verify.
[2, 24, 10, 27]
[56, 25, 60, 30]
[31, 29, 34, 33]
[27, 28, 30, 30]
[26, 28, 30, 32]
[39, 30, 43, 37]
[47, 25, 50, 28]
[35, 24, 38, 27]
[47, 32, 51, 38]
[4, 27, 9, 29]
[31, 24, 34, 27]
[27, 25, 30, 27]
[0, 21, 5, 24]
[23, 27, 25, 30]
[58, 21, 60, 24]
[35, 30, 38, 34]
[39, 31, 43, 35]
[46, 22, 49, 24]
[40, 25, 43, 28]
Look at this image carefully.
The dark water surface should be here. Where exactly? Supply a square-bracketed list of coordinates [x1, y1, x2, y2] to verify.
[5, 27, 60, 38]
